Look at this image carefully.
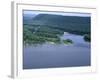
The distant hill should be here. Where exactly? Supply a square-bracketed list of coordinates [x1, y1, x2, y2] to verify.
[23, 14, 91, 34]
[33, 14, 90, 24]
[23, 14, 38, 24]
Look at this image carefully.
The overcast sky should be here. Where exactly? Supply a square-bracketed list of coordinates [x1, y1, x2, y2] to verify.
[23, 10, 91, 17]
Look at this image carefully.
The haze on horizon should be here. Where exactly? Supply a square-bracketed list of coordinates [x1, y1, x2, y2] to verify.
[23, 10, 91, 17]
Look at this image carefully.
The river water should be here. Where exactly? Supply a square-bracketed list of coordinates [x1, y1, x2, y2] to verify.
[23, 32, 90, 69]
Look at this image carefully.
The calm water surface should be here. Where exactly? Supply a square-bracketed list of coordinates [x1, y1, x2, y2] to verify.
[23, 32, 90, 69]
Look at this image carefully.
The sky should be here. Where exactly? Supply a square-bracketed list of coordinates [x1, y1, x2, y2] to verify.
[23, 10, 91, 17]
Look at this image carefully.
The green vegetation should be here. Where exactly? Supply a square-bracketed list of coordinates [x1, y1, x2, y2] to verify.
[24, 14, 90, 35]
[84, 34, 91, 42]
[63, 39, 73, 44]
[23, 24, 62, 44]
[23, 14, 91, 45]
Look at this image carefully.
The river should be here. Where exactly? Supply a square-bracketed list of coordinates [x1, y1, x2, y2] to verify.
[23, 32, 90, 69]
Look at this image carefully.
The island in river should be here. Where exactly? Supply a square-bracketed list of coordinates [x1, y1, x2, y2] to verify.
[23, 12, 91, 69]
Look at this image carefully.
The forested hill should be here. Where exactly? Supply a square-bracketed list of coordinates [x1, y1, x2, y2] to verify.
[33, 14, 90, 24]
[23, 14, 91, 35]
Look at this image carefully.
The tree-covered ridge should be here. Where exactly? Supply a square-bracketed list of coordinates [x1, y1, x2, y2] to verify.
[23, 14, 91, 44]
[33, 14, 90, 24]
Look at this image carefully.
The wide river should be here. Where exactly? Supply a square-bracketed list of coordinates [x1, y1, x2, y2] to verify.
[23, 32, 91, 69]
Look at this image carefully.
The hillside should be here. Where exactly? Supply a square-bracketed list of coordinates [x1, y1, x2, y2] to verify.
[24, 14, 90, 34]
